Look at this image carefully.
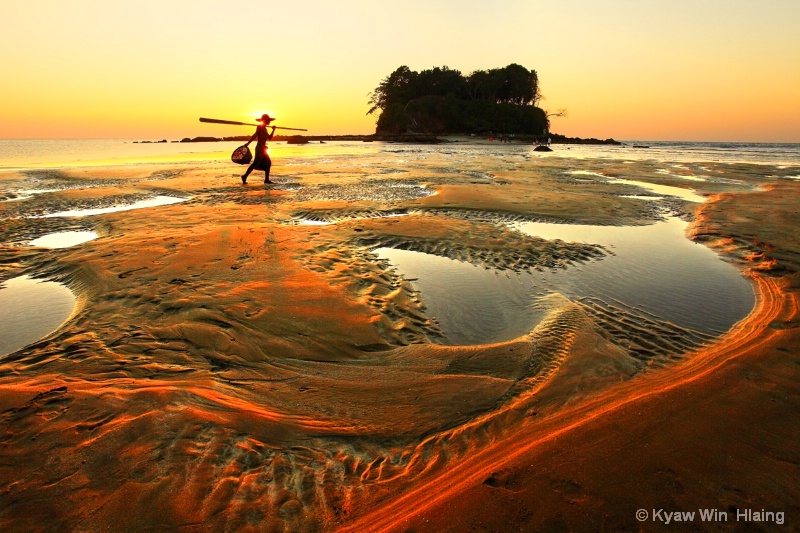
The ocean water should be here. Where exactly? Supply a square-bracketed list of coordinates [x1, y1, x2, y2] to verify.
[2, 138, 800, 170]
[0, 138, 378, 170]
[541, 140, 800, 166]
[0, 138, 247, 169]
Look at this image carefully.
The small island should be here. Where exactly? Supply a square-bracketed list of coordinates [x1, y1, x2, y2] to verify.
[364, 63, 620, 146]
[152, 64, 620, 147]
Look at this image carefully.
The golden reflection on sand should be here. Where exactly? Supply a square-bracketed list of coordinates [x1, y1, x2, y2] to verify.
[0, 146, 797, 531]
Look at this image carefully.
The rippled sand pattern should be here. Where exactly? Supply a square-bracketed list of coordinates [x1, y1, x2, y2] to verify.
[0, 145, 797, 531]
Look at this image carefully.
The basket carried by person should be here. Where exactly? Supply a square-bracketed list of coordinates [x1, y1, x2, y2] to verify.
[231, 145, 252, 165]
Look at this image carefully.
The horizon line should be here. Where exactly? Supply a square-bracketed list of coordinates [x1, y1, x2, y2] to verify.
[1, 136, 799, 144]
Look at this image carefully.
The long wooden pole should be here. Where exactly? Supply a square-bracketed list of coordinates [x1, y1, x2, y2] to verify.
[199, 117, 307, 131]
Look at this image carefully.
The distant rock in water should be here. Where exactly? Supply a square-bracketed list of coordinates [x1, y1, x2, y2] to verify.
[534, 145, 553, 152]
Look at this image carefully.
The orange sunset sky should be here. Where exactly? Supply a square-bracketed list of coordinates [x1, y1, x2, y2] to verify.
[1, 0, 798, 142]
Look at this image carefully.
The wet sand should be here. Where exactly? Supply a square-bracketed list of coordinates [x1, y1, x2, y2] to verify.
[0, 147, 798, 531]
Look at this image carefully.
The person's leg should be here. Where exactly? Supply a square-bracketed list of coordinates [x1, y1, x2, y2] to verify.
[241, 162, 255, 184]
[263, 158, 273, 184]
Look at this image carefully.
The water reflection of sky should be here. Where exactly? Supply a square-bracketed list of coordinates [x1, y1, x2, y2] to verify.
[29, 231, 98, 248]
[3, 140, 798, 171]
[608, 178, 705, 202]
[377, 217, 754, 345]
[0, 276, 76, 357]
[35, 195, 186, 218]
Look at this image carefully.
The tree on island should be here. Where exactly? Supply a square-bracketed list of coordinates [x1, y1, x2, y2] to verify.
[367, 64, 548, 135]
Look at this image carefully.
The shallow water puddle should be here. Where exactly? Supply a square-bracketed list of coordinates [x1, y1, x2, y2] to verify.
[296, 219, 333, 226]
[377, 217, 754, 345]
[0, 275, 76, 357]
[569, 170, 608, 178]
[2, 188, 62, 202]
[37, 195, 186, 218]
[29, 231, 98, 248]
[657, 169, 707, 182]
[608, 178, 705, 202]
[567, 171, 705, 202]
[376, 248, 550, 345]
[620, 195, 663, 201]
[18, 188, 63, 196]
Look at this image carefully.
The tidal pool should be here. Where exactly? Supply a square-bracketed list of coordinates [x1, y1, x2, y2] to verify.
[0, 275, 76, 357]
[376, 217, 754, 345]
[29, 231, 98, 248]
[608, 178, 705, 203]
[38, 195, 186, 218]
[568, 171, 705, 203]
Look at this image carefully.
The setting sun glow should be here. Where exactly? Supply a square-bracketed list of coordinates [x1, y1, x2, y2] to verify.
[1, 0, 798, 141]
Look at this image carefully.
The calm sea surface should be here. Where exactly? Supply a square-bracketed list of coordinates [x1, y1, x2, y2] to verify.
[1, 139, 800, 169]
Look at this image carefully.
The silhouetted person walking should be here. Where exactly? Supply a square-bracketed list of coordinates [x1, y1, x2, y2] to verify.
[242, 114, 276, 184]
